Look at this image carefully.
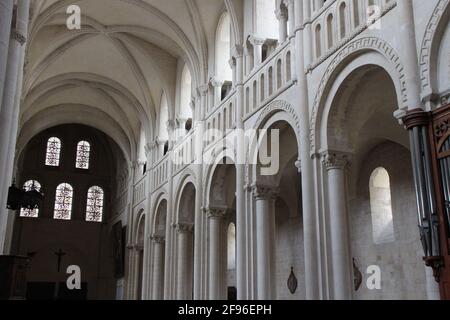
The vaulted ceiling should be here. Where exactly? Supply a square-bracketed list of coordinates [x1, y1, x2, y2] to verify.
[19, 0, 242, 161]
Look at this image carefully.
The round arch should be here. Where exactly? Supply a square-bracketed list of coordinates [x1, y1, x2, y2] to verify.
[310, 37, 408, 154]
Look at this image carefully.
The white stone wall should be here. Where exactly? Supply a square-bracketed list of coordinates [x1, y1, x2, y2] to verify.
[349, 142, 427, 300]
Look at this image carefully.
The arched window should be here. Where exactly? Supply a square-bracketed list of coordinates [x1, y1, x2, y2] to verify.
[45, 137, 61, 167]
[215, 12, 232, 83]
[339, 3, 347, 39]
[255, 0, 278, 39]
[20, 180, 42, 218]
[369, 167, 395, 244]
[353, 0, 360, 27]
[86, 186, 104, 222]
[180, 65, 193, 124]
[54, 183, 73, 220]
[327, 14, 334, 49]
[227, 223, 236, 270]
[315, 24, 322, 58]
[75, 141, 91, 169]
[159, 93, 169, 142]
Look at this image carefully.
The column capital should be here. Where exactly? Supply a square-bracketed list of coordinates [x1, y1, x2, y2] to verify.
[151, 235, 165, 244]
[321, 151, 351, 171]
[197, 84, 209, 96]
[11, 30, 26, 46]
[251, 184, 279, 201]
[401, 108, 430, 130]
[205, 206, 228, 220]
[175, 223, 194, 234]
[249, 35, 266, 46]
[209, 76, 223, 88]
[276, 7, 288, 21]
[231, 44, 244, 59]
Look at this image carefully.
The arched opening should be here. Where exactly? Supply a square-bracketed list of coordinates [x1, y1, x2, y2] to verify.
[179, 65, 193, 132]
[253, 120, 305, 300]
[159, 93, 169, 157]
[152, 199, 167, 300]
[327, 14, 334, 49]
[323, 64, 428, 299]
[176, 182, 196, 300]
[135, 213, 145, 300]
[339, 3, 347, 39]
[11, 124, 124, 300]
[369, 167, 395, 245]
[215, 12, 232, 87]
[315, 24, 322, 58]
[207, 161, 236, 300]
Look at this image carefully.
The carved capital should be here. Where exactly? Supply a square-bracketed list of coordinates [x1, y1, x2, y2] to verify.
[249, 36, 266, 46]
[322, 151, 351, 171]
[275, 7, 288, 21]
[151, 235, 165, 244]
[197, 84, 209, 96]
[11, 30, 26, 46]
[231, 44, 244, 59]
[209, 76, 223, 88]
[206, 206, 228, 220]
[251, 184, 279, 201]
[175, 223, 194, 234]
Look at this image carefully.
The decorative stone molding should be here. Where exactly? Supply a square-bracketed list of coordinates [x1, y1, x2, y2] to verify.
[175, 223, 194, 234]
[321, 151, 351, 171]
[251, 184, 279, 201]
[253, 100, 301, 138]
[419, 0, 449, 98]
[310, 37, 408, 155]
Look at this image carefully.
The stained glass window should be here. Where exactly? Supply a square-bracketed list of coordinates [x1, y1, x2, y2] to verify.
[86, 186, 104, 222]
[45, 137, 61, 166]
[76, 141, 90, 169]
[20, 180, 42, 218]
[54, 183, 73, 220]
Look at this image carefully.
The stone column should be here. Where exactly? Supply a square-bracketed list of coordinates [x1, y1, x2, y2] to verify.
[0, 0, 30, 254]
[176, 223, 194, 300]
[0, 0, 13, 109]
[233, 45, 247, 300]
[207, 207, 227, 300]
[287, 0, 295, 39]
[276, 6, 288, 44]
[249, 36, 265, 67]
[252, 184, 277, 300]
[322, 151, 352, 300]
[151, 236, 165, 300]
[193, 85, 207, 300]
[293, 0, 320, 300]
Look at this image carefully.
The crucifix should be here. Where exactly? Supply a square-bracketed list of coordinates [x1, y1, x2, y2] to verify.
[54, 249, 66, 272]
